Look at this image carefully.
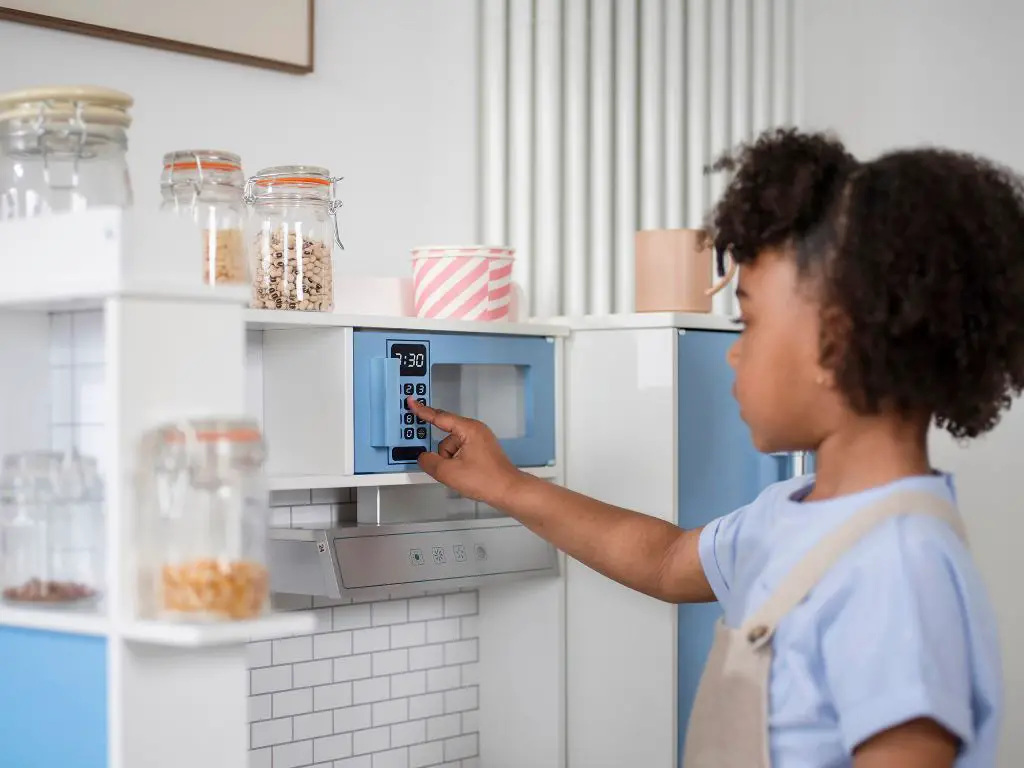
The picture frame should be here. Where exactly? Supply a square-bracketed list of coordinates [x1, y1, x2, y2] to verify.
[0, 0, 315, 75]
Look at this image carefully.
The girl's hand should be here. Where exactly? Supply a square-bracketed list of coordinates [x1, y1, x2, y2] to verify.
[407, 397, 524, 509]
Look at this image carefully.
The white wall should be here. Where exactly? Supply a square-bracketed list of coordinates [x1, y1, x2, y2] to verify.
[800, 2, 1024, 764]
[0, 0, 480, 278]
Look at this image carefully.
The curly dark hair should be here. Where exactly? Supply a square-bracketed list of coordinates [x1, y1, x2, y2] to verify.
[705, 127, 1024, 439]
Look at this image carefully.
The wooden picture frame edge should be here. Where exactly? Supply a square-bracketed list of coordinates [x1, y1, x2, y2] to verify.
[0, 2, 315, 75]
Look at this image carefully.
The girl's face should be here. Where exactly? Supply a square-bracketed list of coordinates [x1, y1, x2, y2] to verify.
[727, 248, 841, 453]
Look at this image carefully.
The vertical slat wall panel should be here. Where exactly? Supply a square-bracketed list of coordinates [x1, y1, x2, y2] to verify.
[588, 0, 614, 315]
[479, 0, 509, 245]
[534, 0, 564, 319]
[477, 0, 798, 318]
[563, 0, 590, 316]
[639, 0, 666, 232]
[613, 0, 639, 313]
[506, 0, 534, 311]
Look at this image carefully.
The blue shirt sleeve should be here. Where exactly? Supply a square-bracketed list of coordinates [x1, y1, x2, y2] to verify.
[819, 514, 976, 753]
[697, 503, 750, 616]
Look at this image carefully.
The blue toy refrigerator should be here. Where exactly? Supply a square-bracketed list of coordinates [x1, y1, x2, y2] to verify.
[563, 316, 813, 768]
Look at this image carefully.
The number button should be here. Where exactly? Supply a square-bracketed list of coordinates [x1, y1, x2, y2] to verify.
[403, 427, 415, 440]
[415, 417, 426, 425]
[416, 397, 427, 407]
[415, 383, 426, 396]
[403, 383, 414, 395]
[403, 413, 415, 425]
[416, 427, 427, 440]
[401, 399, 410, 411]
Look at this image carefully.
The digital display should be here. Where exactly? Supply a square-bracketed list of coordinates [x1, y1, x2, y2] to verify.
[391, 343, 428, 377]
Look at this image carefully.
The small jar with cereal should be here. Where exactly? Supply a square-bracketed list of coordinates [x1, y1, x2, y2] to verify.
[136, 419, 270, 622]
[244, 164, 342, 312]
[160, 149, 247, 286]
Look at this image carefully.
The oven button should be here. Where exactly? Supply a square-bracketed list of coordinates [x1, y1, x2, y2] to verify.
[403, 383, 414, 395]
[415, 383, 426, 396]
[416, 427, 427, 440]
[403, 427, 415, 440]
[403, 413, 415, 425]
[416, 397, 427, 407]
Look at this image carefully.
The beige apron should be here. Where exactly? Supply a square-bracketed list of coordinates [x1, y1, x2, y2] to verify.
[682, 489, 968, 768]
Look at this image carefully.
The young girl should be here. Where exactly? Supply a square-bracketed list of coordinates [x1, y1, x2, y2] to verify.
[408, 128, 1022, 767]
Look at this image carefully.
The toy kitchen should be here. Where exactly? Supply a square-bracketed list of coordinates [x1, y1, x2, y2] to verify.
[0, 86, 806, 768]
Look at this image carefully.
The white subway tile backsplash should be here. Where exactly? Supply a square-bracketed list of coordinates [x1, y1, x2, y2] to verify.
[270, 489, 311, 507]
[443, 734, 478, 762]
[49, 312, 72, 365]
[353, 676, 391, 705]
[390, 671, 427, 699]
[408, 645, 444, 671]
[251, 717, 293, 749]
[314, 681, 353, 711]
[249, 747, 272, 768]
[443, 593, 477, 618]
[273, 635, 313, 665]
[408, 596, 444, 622]
[461, 758, 480, 768]
[459, 615, 479, 639]
[72, 311, 104, 364]
[75, 363, 105, 424]
[315, 630, 354, 659]
[274, 688, 313, 718]
[461, 710, 479, 735]
[274, 739, 314, 768]
[426, 619, 460, 645]
[248, 694, 272, 722]
[426, 666, 461, 693]
[335, 704, 373, 734]
[426, 714, 461, 742]
[409, 741, 444, 768]
[460, 663, 479, 687]
[444, 640, 477, 666]
[248, 641, 272, 668]
[354, 626, 391, 654]
[334, 604, 373, 630]
[372, 649, 409, 676]
[314, 732, 354, 762]
[390, 719, 427, 748]
[251, 665, 293, 695]
[336, 756, 372, 768]
[372, 599, 409, 626]
[443, 687, 478, 715]
[335, 654, 373, 682]
[372, 746, 410, 768]
[294, 711, 334, 740]
[291, 503, 335, 526]
[294, 659, 333, 688]
[390, 622, 427, 649]
[372, 697, 409, 727]
[353, 725, 391, 755]
[407, 692, 444, 721]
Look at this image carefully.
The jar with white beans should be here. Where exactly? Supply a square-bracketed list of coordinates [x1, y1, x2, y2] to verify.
[244, 165, 343, 312]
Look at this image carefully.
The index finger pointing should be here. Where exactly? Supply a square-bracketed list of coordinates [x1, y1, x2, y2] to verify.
[407, 397, 462, 434]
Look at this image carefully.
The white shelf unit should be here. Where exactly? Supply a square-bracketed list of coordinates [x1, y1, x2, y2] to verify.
[0, 209, 313, 768]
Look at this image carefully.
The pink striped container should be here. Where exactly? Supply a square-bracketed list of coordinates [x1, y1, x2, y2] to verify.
[410, 245, 515, 321]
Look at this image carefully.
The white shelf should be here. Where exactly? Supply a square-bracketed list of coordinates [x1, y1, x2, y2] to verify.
[0, 602, 110, 637]
[267, 465, 560, 491]
[119, 612, 317, 647]
[245, 308, 570, 337]
[541, 311, 739, 332]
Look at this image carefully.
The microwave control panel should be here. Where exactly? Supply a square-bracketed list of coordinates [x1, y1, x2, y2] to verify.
[388, 338, 430, 466]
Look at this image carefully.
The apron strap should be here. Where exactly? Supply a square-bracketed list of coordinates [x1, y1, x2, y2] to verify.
[739, 489, 968, 648]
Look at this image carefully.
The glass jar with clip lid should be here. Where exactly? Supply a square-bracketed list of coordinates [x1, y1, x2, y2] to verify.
[135, 418, 271, 622]
[160, 150, 248, 286]
[0, 85, 133, 219]
[244, 165, 343, 312]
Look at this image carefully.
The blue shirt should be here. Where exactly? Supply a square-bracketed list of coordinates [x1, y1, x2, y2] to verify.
[698, 472, 1002, 767]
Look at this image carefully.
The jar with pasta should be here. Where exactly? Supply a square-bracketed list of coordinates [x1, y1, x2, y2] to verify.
[160, 150, 247, 286]
[136, 419, 270, 622]
[244, 164, 343, 312]
[0, 85, 133, 220]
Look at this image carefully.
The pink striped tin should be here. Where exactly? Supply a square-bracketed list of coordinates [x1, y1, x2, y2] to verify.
[410, 245, 515, 321]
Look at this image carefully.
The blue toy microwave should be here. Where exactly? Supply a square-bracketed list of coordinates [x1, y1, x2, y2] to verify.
[352, 329, 557, 474]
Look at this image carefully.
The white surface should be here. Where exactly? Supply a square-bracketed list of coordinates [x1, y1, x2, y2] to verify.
[246, 308, 569, 337]
[266, 465, 559, 492]
[0, 0, 480, 280]
[541, 311, 738, 332]
[0, 208, 251, 310]
[799, 3, 1024, 763]
[121, 612, 317, 646]
[564, 327, 678, 768]
[0, 603, 110, 636]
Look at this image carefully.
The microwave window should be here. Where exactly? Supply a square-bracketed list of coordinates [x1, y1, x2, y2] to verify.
[431, 364, 526, 439]
[391, 343, 427, 376]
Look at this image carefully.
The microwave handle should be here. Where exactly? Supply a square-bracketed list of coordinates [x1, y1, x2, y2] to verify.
[369, 356, 402, 448]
